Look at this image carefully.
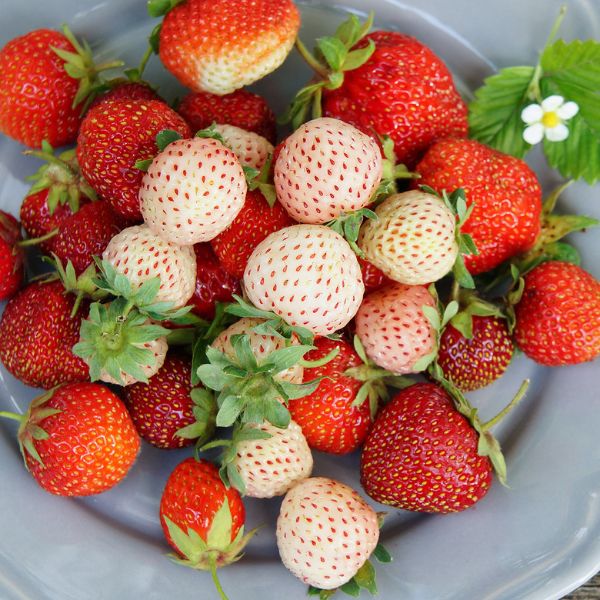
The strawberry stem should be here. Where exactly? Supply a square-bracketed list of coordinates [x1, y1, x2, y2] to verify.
[0, 411, 23, 423]
[18, 228, 59, 247]
[209, 558, 229, 600]
[481, 379, 530, 431]
[295, 38, 329, 77]
[137, 44, 154, 79]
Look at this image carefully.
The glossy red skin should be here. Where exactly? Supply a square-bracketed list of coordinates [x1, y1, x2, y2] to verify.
[189, 244, 241, 320]
[89, 81, 159, 109]
[0, 29, 83, 148]
[50, 201, 124, 274]
[124, 354, 197, 449]
[0, 280, 89, 389]
[360, 382, 492, 513]
[323, 31, 468, 167]
[0, 210, 24, 301]
[20, 191, 91, 253]
[438, 316, 514, 392]
[77, 98, 191, 221]
[178, 89, 277, 143]
[24, 383, 140, 496]
[358, 257, 393, 294]
[211, 190, 295, 279]
[414, 137, 542, 275]
[288, 337, 372, 454]
[160, 458, 245, 552]
[514, 261, 600, 366]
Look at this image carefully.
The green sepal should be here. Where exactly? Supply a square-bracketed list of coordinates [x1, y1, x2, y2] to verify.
[156, 129, 183, 151]
[372, 543, 392, 564]
[147, 0, 184, 18]
[327, 208, 377, 257]
[195, 123, 226, 145]
[175, 388, 217, 447]
[246, 155, 277, 208]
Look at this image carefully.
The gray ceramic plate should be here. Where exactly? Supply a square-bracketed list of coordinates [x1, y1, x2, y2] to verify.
[1, 1, 599, 599]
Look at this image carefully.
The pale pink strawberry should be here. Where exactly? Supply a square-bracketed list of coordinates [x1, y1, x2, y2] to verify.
[232, 420, 313, 498]
[359, 190, 458, 285]
[274, 118, 383, 224]
[212, 317, 303, 384]
[103, 224, 196, 309]
[139, 137, 247, 246]
[213, 124, 274, 170]
[276, 477, 379, 589]
[355, 283, 437, 374]
[244, 225, 365, 336]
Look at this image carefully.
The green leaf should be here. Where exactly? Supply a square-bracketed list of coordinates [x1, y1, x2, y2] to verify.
[276, 378, 323, 400]
[231, 334, 258, 371]
[373, 543, 392, 563]
[340, 579, 361, 597]
[135, 158, 153, 171]
[197, 364, 230, 391]
[334, 14, 361, 47]
[316, 37, 348, 72]
[149, 23, 162, 53]
[195, 123, 226, 144]
[450, 311, 474, 339]
[469, 66, 535, 158]
[226, 462, 247, 494]
[542, 241, 581, 265]
[354, 560, 377, 595]
[216, 395, 244, 427]
[441, 301, 459, 328]
[453, 255, 476, 290]
[206, 499, 233, 549]
[147, 0, 172, 17]
[421, 305, 441, 332]
[156, 129, 182, 152]
[262, 344, 313, 374]
[342, 40, 376, 71]
[263, 399, 291, 429]
[412, 350, 437, 373]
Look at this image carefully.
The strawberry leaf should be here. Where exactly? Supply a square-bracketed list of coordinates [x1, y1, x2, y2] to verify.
[468, 66, 535, 158]
[156, 129, 183, 152]
[317, 37, 348, 72]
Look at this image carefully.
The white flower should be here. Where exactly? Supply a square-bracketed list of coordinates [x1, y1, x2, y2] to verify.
[521, 95, 579, 145]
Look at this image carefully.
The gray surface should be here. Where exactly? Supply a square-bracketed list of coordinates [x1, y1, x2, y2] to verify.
[1, 1, 600, 599]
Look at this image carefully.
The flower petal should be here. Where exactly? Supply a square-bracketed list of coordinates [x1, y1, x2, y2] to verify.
[541, 95, 564, 111]
[523, 123, 545, 145]
[545, 123, 569, 142]
[557, 101, 579, 120]
[521, 104, 543, 124]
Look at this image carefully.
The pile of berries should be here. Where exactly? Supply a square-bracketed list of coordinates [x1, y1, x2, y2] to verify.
[0, 1, 598, 598]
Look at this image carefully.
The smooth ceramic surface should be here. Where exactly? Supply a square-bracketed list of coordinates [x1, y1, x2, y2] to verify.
[1, 1, 599, 599]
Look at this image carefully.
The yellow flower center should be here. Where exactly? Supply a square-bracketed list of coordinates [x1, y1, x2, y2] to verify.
[541, 111, 561, 128]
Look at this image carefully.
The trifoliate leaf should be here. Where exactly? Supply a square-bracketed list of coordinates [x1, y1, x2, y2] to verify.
[468, 66, 535, 158]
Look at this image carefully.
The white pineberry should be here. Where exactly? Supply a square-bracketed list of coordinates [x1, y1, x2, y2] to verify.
[139, 137, 247, 246]
[355, 282, 437, 374]
[233, 420, 313, 498]
[243, 225, 364, 336]
[212, 317, 304, 384]
[358, 190, 458, 285]
[274, 117, 382, 224]
[213, 124, 274, 170]
[102, 224, 196, 309]
[276, 477, 379, 589]
[99, 334, 168, 387]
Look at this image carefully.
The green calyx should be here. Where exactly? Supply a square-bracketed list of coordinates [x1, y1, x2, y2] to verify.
[345, 336, 413, 419]
[197, 333, 327, 430]
[200, 422, 273, 495]
[281, 12, 376, 129]
[429, 362, 529, 486]
[327, 208, 378, 257]
[244, 155, 277, 208]
[147, 0, 185, 55]
[225, 296, 315, 345]
[73, 298, 169, 385]
[421, 186, 479, 289]
[0, 389, 62, 470]
[445, 289, 507, 340]
[175, 388, 218, 447]
[53, 24, 124, 109]
[163, 499, 257, 600]
[24, 140, 97, 214]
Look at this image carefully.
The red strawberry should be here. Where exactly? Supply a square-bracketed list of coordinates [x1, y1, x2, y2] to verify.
[360, 382, 493, 513]
[157, 0, 300, 96]
[4, 383, 140, 496]
[178, 89, 277, 143]
[322, 31, 468, 167]
[211, 190, 295, 279]
[189, 244, 241, 320]
[159, 458, 255, 594]
[0, 280, 89, 389]
[415, 137, 542, 275]
[77, 98, 191, 221]
[514, 261, 600, 366]
[288, 337, 372, 455]
[123, 353, 216, 449]
[358, 258, 393, 295]
[89, 81, 159, 109]
[437, 316, 514, 392]
[50, 202, 124, 274]
[0, 28, 120, 148]
[0, 210, 25, 301]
